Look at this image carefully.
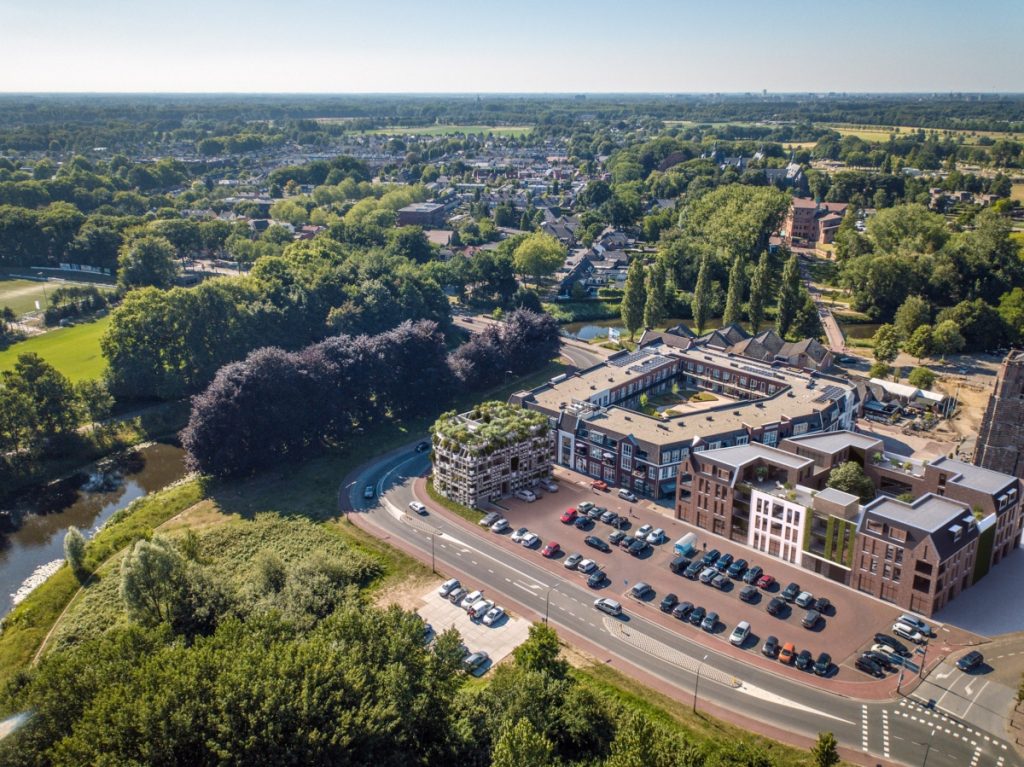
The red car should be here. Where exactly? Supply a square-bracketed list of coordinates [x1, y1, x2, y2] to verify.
[541, 542, 561, 558]
[560, 508, 578, 524]
[591, 480, 609, 492]
[756, 574, 776, 590]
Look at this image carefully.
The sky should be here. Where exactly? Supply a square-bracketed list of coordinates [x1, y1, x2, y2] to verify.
[1, 0, 1020, 93]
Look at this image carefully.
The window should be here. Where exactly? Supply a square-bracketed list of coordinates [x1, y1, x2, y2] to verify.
[885, 545, 894, 561]
[736, 435, 749, 445]
[793, 422, 808, 436]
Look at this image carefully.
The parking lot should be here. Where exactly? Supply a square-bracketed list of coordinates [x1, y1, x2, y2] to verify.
[416, 583, 531, 675]
[471, 470, 972, 682]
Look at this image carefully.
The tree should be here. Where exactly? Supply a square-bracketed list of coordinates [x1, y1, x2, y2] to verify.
[512, 232, 564, 284]
[903, 324, 933, 364]
[117, 234, 178, 289]
[826, 461, 875, 502]
[775, 253, 801, 337]
[2, 352, 80, 442]
[64, 526, 87, 581]
[893, 295, 932, 339]
[513, 624, 568, 679]
[643, 261, 668, 330]
[691, 252, 713, 334]
[811, 731, 841, 767]
[868, 361, 893, 379]
[748, 250, 769, 331]
[722, 253, 745, 327]
[931, 319, 966, 360]
[871, 324, 901, 365]
[791, 290, 824, 339]
[997, 288, 1024, 343]
[908, 366, 937, 390]
[621, 257, 647, 339]
[491, 718, 554, 767]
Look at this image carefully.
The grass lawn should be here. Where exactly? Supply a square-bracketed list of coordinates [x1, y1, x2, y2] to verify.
[364, 124, 531, 137]
[823, 122, 1024, 146]
[1011, 183, 1024, 203]
[0, 277, 116, 317]
[0, 315, 110, 382]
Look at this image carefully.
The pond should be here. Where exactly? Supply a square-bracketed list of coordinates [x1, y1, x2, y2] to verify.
[0, 442, 187, 618]
[839, 322, 882, 340]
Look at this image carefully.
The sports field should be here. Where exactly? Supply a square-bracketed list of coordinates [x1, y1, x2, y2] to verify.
[0, 278, 116, 317]
[364, 124, 531, 137]
[0, 315, 111, 382]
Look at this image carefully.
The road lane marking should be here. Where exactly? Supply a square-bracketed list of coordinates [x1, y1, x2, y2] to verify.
[881, 709, 890, 759]
[861, 705, 869, 752]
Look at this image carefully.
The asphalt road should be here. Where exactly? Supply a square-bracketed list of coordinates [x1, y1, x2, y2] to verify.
[345, 448, 1021, 767]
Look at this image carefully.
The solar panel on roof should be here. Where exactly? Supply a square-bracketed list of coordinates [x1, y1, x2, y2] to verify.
[609, 349, 652, 367]
[813, 384, 844, 403]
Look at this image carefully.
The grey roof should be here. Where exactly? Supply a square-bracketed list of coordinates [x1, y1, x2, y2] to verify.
[815, 487, 860, 506]
[696, 443, 813, 472]
[928, 457, 1019, 495]
[863, 494, 969, 534]
[784, 430, 882, 455]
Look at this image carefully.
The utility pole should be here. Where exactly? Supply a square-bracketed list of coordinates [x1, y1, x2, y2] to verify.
[693, 654, 709, 713]
[544, 585, 557, 623]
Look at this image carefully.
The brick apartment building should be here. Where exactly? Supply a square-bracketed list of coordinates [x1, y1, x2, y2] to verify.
[782, 198, 848, 247]
[974, 350, 1024, 481]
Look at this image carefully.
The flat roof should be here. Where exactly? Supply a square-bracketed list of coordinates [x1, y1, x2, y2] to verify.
[864, 493, 969, 533]
[696, 442, 814, 472]
[784, 430, 882, 455]
[815, 486, 861, 506]
[929, 457, 1019, 495]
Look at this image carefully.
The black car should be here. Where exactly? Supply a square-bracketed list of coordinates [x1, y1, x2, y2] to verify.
[609, 530, 627, 546]
[600, 510, 619, 525]
[617, 535, 635, 549]
[957, 651, 984, 672]
[627, 539, 649, 556]
[739, 585, 759, 603]
[715, 553, 734, 572]
[761, 635, 780, 658]
[659, 593, 679, 612]
[795, 649, 813, 671]
[587, 570, 607, 588]
[766, 597, 786, 616]
[863, 650, 895, 671]
[669, 555, 691, 574]
[574, 516, 593, 530]
[688, 605, 707, 626]
[856, 655, 884, 677]
[873, 633, 910, 657]
[813, 652, 832, 676]
[781, 582, 801, 602]
[585, 535, 611, 553]
[684, 560, 704, 580]
[672, 601, 694, 620]
[726, 558, 748, 579]
[814, 596, 832, 615]
[743, 565, 763, 585]
[415, 441, 430, 453]
[701, 549, 720, 567]
[609, 515, 630, 530]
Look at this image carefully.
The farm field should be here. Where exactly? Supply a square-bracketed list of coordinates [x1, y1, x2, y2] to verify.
[364, 124, 531, 136]
[0, 315, 111, 382]
[823, 122, 1024, 145]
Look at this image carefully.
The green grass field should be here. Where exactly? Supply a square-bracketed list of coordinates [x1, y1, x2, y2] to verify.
[0, 315, 110, 382]
[364, 124, 531, 137]
[825, 123, 1024, 146]
[0, 279, 57, 316]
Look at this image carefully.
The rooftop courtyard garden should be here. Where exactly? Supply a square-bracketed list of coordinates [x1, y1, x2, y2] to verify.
[432, 401, 549, 455]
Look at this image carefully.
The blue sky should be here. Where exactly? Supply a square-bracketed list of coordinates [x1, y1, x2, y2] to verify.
[1, 0, 1020, 92]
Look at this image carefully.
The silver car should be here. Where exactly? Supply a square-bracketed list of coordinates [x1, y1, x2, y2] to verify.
[564, 553, 584, 570]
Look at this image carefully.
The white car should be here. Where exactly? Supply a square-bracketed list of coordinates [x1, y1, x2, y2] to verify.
[438, 578, 460, 597]
[646, 527, 665, 544]
[618, 489, 638, 502]
[730, 620, 751, 646]
[520, 532, 540, 548]
[511, 527, 529, 543]
[408, 501, 427, 515]
[490, 518, 509, 533]
[564, 553, 583, 570]
[469, 599, 494, 619]
[577, 558, 598, 574]
[892, 622, 926, 644]
[514, 489, 537, 503]
[594, 597, 622, 616]
[482, 606, 505, 626]
[539, 479, 558, 493]
[636, 524, 653, 539]
[460, 590, 483, 609]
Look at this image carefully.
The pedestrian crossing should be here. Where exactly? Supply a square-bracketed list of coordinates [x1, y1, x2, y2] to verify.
[893, 697, 1010, 752]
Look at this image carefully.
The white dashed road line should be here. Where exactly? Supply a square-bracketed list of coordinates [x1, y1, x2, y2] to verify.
[861, 705, 869, 752]
[881, 709, 890, 759]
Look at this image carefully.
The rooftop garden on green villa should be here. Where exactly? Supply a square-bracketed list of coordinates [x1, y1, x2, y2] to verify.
[432, 402, 549, 455]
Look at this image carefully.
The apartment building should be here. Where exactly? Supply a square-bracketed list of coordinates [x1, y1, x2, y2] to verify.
[782, 197, 848, 247]
[431, 402, 553, 507]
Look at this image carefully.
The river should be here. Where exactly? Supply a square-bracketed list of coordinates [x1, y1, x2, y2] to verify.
[0, 442, 187, 618]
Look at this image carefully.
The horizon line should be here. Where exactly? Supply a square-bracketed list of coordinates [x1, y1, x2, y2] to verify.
[1, 91, 1023, 98]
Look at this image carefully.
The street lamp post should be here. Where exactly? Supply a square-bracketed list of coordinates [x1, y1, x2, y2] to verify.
[914, 729, 935, 767]
[544, 585, 557, 623]
[918, 640, 929, 678]
[693, 654, 709, 713]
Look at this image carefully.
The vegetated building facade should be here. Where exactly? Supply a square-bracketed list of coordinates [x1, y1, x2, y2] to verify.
[675, 430, 1022, 616]
[431, 402, 553, 508]
[509, 332, 857, 500]
[974, 349, 1024, 481]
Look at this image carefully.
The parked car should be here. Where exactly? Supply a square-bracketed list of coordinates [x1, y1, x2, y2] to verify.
[609, 515, 630, 530]
[587, 505, 605, 520]
[743, 565, 763, 585]
[479, 511, 500, 527]
[801, 610, 821, 629]
[514, 489, 537, 503]
[490, 518, 509, 533]
[617, 534, 635, 550]
[814, 597, 832, 615]
[600, 510, 620, 525]
[463, 651, 489, 673]
[711, 573, 729, 590]
[701, 611, 719, 632]
[647, 527, 666, 544]
[609, 530, 627, 546]
[660, 593, 679, 612]
[672, 601, 694, 620]
[587, 570, 607, 588]
[636, 524, 653, 539]
[594, 597, 622, 616]
[574, 516, 593, 530]
[631, 581, 654, 600]
[957, 651, 984, 672]
[715, 553, 734, 572]
[795, 649, 813, 671]
[539, 479, 559, 493]
[856, 655, 884, 677]
[874, 633, 910, 657]
[892, 622, 926, 644]
[699, 567, 717, 584]
[415, 441, 430, 453]
[541, 542, 561, 558]
[766, 597, 786, 616]
[618, 489, 638, 502]
[864, 650, 895, 671]
[577, 501, 595, 513]
[511, 527, 529, 543]
[701, 549, 720, 567]
[727, 558, 748, 579]
[468, 599, 494, 620]
[795, 591, 815, 608]
[899, 614, 933, 637]
[762, 635, 780, 658]
[591, 480, 609, 492]
[460, 590, 483, 609]
[730, 620, 751, 646]
[756, 574, 775, 590]
[739, 585, 759, 603]
[688, 605, 707, 626]
[560, 508, 578, 524]
[482, 606, 505, 626]
[447, 587, 468, 605]
[585, 535, 611, 553]
[669, 556, 691, 574]
[363, 485, 375, 499]
[564, 553, 583, 570]
[779, 642, 796, 664]
[438, 578, 460, 597]
[627, 539, 649, 557]
[577, 558, 598, 574]
[684, 561, 704, 580]
[408, 501, 427, 515]
[781, 582, 801, 602]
